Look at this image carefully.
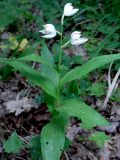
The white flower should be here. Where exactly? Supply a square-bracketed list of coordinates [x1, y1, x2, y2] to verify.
[71, 31, 88, 45]
[39, 24, 56, 38]
[63, 3, 79, 16]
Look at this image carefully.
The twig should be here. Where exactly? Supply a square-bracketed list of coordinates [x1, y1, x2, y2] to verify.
[64, 151, 69, 160]
[108, 61, 113, 88]
[102, 67, 120, 109]
[114, 79, 120, 92]
[32, 61, 36, 68]
[75, 20, 93, 27]
[18, 135, 29, 144]
[10, 155, 26, 160]
[16, 90, 25, 101]
[105, 48, 120, 53]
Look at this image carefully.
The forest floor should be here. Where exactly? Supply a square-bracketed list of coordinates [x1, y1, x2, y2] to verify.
[0, 1, 120, 159]
[0, 73, 120, 160]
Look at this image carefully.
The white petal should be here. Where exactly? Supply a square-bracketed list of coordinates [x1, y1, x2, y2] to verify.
[71, 31, 81, 40]
[39, 24, 57, 39]
[39, 29, 45, 34]
[64, 9, 79, 16]
[71, 31, 81, 35]
[64, 3, 73, 16]
[64, 3, 79, 16]
[64, 3, 73, 11]
[71, 38, 88, 45]
[44, 24, 56, 33]
[42, 33, 56, 39]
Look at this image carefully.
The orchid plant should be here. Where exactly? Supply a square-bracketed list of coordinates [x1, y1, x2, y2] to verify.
[1, 3, 120, 160]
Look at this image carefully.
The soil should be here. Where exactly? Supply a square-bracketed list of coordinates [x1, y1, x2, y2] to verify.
[0, 74, 120, 160]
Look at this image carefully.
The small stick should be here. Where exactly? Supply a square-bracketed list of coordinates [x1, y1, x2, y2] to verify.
[64, 151, 69, 160]
[108, 61, 113, 88]
[102, 67, 120, 109]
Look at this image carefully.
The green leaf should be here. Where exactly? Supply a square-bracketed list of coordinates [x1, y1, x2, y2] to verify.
[28, 135, 42, 160]
[40, 42, 59, 111]
[28, 135, 41, 149]
[61, 54, 120, 85]
[30, 149, 42, 160]
[89, 132, 110, 148]
[64, 138, 72, 151]
[3, 131, 24, 153]
[7, 61, 57, 98]
[68, 81, 79, 95]
[41, 41, 54, 65]
[96, 26, 119, 55]
[41, 116, 65, 160]
[51, 112, 70, 128]
[58, 99, 110, 129]
[44, 93, 56, 112]
[0, 3, 18, 27]
[41, 41, 59, 87]
[17, 54, 51, 66]
[89, 83, 106, 97]
[0, 65, 13, 80]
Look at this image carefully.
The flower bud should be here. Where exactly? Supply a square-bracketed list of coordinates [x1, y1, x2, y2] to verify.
[63, 3, 79, 16]
[39, 24, 56, 38]
[71, 31, 88, 45]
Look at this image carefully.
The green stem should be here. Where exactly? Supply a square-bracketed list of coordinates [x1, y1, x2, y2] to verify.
[57, 14, 65, 107]
[62, 40, 71, 48]
[58, 14, 64, 67]
[56, 30, 62, 36]
[56, 73, 62, 107]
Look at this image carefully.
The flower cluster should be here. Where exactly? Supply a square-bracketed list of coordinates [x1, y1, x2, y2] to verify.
[39, 3, 88, 46]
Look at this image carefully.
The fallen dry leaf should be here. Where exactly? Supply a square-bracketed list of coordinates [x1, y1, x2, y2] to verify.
[5, 97, 38, 116]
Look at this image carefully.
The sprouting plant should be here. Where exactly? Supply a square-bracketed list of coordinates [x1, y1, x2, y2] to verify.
[1, 3, 120, 160]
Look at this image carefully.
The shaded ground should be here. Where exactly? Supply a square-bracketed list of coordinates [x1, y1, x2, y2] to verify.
[0, 0, 120, 159]
[0, 74, 120, 160]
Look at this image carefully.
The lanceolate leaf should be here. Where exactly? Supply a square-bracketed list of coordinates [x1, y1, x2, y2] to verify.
[40, 42, 59, 111]
[7, 61, 57, 98]
[17, 54, 51, 66]
[61, 54, 120, 85]
[41, 41, 59, 87]
[41, 41, 54, 65]
[58, 99, 110, 129]
[89, 132, 110, 148]
[41, 118, 65, 160]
